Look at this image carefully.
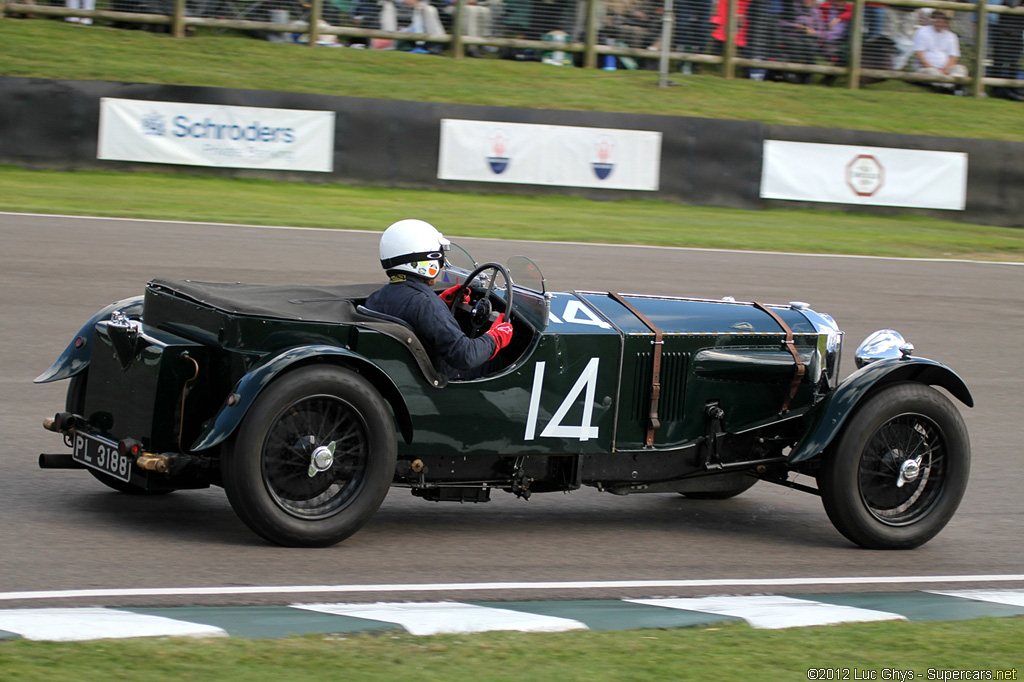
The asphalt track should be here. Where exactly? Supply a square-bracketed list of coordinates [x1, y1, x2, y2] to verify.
[1, 213, 1022, 616]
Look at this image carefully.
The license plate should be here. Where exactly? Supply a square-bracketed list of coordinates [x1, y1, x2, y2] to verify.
[72, 432, 133, 483]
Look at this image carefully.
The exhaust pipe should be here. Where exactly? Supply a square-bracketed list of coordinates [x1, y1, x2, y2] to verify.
[38, 454, 86, 470]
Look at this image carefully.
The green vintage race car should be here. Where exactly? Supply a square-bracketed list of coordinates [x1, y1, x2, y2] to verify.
[36, 243, 972, 549]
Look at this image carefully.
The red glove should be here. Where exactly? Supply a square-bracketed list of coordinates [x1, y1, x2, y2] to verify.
[485, 314, 513, 360]
[439, 284, 470, 306]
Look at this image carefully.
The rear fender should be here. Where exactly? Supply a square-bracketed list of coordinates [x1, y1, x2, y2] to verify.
[788, 357, 973, 464]
[190, 345, 413, 451]
[34, 296, 145, 384]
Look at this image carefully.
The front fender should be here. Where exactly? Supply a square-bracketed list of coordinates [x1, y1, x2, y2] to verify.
[190, 345, 412, 451]
[34, 296, 145, 384]
[788, 357, 973, 464]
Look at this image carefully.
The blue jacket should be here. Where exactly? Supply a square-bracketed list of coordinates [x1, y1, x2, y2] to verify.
[365, 276, 496, 378]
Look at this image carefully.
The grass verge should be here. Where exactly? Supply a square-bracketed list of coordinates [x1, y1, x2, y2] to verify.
[3, 166, 1023, 261]
[2, 619, 1022, 682]
[2, 19, 1024, 141]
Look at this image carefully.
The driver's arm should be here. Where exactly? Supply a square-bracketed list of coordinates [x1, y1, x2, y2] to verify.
[413, 293, 501, 371]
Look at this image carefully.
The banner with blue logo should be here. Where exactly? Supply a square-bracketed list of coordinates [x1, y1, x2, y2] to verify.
[98, 98, 335, 172]
[438, 119, 661, 191]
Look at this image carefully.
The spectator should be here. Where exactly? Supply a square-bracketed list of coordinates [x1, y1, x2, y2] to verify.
[989, 0, 1024, 101]
[778, 0, 825, 80]
[818, 0, 851, 66]
[863, 2, 886, 40]
[710, 0, 750, 56]
[885, 6, 932, 70]
[913, 8, 968, 94]
[674, 0, 712, 59]
[604, 0, 658, 48]
[402, 0, 447, 36]
[375, 0, 446, 51]
[65, 0, 95, 24]
[747, 0, 785, 66]
[447, 0, 501, 54]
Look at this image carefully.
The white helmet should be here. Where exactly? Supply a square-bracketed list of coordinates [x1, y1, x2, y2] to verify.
[379, 219, 450, 280]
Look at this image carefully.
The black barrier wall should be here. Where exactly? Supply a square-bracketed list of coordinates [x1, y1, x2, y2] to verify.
[1, 76, 1021, 228]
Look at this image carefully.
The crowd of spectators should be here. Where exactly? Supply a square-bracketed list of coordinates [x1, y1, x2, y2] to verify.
[46, 0, 1023, 97]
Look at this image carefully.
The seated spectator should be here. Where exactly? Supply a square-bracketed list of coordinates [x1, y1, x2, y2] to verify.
[65, 0, 95, 24]
[373, 0, 446, 51]
[446, 0, 501, 55]
[604, 0, 658, 49]
[401, 0, 447, 36]
[912, 8, 968, 93]
[885, 6, 932, 70]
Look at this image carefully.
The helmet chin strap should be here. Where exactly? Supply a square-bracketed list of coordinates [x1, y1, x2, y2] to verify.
[387, 272, 437, 285]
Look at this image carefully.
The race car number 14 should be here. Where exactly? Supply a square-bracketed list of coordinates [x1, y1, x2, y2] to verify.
[525, 358, 600, 442]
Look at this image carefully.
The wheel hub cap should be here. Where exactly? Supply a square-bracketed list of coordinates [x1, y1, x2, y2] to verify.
[307, 441, 336, 478]
[897, 456, 922, 488]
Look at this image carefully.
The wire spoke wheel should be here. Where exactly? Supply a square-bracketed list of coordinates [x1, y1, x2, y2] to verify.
[262, 395, 370, 519]
[819, 382, 969, 550]
[857, 414, 945, 526]
[223, 365, 397, 547]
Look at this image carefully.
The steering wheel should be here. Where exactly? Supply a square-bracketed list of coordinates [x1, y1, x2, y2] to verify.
[447, 262, 514, 338]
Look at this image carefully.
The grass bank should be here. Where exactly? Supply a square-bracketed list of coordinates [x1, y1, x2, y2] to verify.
[2, 619, 1023, 682]
[2, 19, 1024, 141]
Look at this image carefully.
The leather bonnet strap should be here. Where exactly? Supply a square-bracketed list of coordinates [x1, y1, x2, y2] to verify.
[753, 302, 806, 413]
[609, 292, 663, 447]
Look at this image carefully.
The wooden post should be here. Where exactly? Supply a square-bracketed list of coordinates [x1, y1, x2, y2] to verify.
[584, 0, 600, 69]
[973, 0, 989, 98]
[846, 0, 864, 89]
[172, 0, 186, 38]
[723, 0, 737, 79]
[451, 0, 466, 58]
[308, 0, 322, 46]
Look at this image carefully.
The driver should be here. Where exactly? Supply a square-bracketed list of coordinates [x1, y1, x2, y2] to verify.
[365, 219, 513, 380]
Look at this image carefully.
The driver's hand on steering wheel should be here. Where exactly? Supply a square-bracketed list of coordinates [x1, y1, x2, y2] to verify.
[485, 314, 513, 359]
[438, 284, 471, 306]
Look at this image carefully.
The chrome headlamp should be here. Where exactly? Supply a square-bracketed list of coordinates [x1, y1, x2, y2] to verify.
[855, 329, 915, 369]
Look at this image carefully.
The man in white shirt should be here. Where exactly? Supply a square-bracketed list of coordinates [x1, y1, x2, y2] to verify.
[913, 9, 968, 93]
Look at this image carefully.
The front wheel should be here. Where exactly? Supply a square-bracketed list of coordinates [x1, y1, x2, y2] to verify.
[818, 382, 970, 549]
[222, 365, 397, 547]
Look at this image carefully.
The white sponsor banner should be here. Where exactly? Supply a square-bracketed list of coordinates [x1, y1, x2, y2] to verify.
[98, 98, 335, 172]
[760, 140, 967, 211]
[438, 119, 661, 191]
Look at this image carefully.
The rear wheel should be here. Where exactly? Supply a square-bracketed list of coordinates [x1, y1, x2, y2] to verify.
[222, 365, 397, 547]
[818, 382, 970, 549]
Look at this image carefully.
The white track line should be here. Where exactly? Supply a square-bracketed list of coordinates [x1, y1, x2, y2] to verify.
[2, 212, 1020, 266]
[627, 596, 905, 629]
[926, 589, 1024, 608]
[0, 607, 227, 641]
[2, 575, 1024, 603]
[294, 602, 587, 635]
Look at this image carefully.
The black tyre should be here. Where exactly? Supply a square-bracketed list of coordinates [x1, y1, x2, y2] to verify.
[221, 365, 397, 547]
[66, 372, 173, 496]
[818, 382, 970, 549]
